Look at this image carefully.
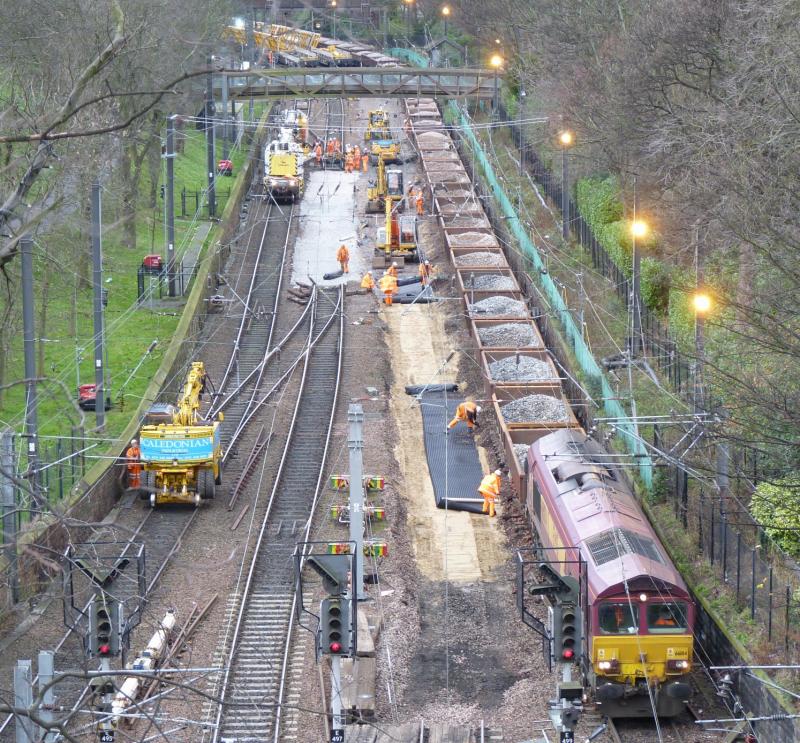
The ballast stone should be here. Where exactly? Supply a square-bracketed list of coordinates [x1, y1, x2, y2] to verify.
[464, 274, 517, 291]
[477, 323, 539, 348]
[500, 394, 570, 423]
[454, 251, 506, 267]
[469, 296, 528, 318]
[488, 356, 555, 382]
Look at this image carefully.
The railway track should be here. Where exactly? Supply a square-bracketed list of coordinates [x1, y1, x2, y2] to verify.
[205, 286, 344, 743]
[606, 711, 700, 743]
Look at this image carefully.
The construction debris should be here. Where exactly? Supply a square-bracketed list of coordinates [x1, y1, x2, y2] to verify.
[488, 356, 555, 382]
[468, 296, 528, 318]
[477, 323, 540, 347]
[500, 394, 570, 423]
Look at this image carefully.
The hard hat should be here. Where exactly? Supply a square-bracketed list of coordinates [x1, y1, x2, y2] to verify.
[392, 261, 398, 266]
[476, 406, 482, 413]
[131, 439, 138, 446]
[425, 260, 431, 265]
[494, 468, 502, 476]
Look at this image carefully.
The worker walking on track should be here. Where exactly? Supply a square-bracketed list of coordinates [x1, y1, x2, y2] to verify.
[360, 271, 375, 290]
[353, 145, 361, 166]
[378, 271, 398, 305]
[478, 469, 502, 517]
[336, 244, 350, 274]
[314, 141, 322, 166]
[447, 400, 481, 432]
[416, 189, 425, 216]
[344, 150, 354, 173]
[361, 151, 369, 172]
[126, 439, 142, 490]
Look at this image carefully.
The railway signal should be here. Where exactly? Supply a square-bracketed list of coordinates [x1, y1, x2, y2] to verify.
[319, 597, 351, 656]
[88, 595, 122, 658]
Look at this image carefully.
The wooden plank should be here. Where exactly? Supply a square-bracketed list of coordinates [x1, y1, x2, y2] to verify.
[340, 657, 376, 720]
[356, 608, 375, 657]
[428, 723, 473, 743]
[374, 722, 420, 743]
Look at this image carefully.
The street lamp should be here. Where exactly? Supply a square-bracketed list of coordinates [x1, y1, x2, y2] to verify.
[331, 0, 337, 38]
[441, 5, 450, 36]
[490, 53, 503, 116]
[558, 130, 574, 240]
[693, 292, 711, 413]
[629, 218, 648, 355]
[404, 0, 414, 36]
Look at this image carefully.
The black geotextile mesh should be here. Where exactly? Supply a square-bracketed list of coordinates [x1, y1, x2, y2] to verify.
[416, 389, 485, 513]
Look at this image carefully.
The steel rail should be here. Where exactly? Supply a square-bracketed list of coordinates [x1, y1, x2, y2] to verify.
[271, 285, 345, 743]
[210, 286, 343, 743]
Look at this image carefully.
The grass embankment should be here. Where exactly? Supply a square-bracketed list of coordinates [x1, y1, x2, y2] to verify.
[0, 125, 251, 459]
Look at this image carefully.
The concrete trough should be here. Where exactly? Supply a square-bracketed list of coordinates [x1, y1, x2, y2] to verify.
[493, 386, 579, 431]
[451, 247, 508, 269]
[457, 268, 519, 294]
[480, 350, 561, 398]
[471, 318, 544, 351]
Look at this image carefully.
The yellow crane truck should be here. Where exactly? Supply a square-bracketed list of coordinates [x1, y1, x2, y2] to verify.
[139, 362, 223, 507]
[264, 138, 305, 202]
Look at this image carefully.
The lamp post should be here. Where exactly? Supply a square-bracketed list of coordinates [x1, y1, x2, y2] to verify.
[441, 5, 450, 36]
[404, 0, 414, 36]
[331, 0, 337, 39]
[558, 130, 574, 240]
[693, 292, 711, 413]
[629, 218, 648, 356]
[490, 53, 503, 117]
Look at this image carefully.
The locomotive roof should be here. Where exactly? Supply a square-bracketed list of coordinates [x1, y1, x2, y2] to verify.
[531, 429, 689, 601]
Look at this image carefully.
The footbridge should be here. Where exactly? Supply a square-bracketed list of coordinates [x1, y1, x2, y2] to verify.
[216, 67, 496, 100]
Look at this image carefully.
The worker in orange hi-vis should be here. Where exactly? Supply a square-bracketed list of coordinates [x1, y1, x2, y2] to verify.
[378, 271, 398, 305]
[387, 261, 398, 278]
[353, 144, 361, 165]
[407, 184, 417, 211]
[416, 190, 425, 216]
[361, 151, 369, 172]
[447, 400, 481, 432]
[418, 260, 432, 287]
[336, 244, 350, 274]
[344, 151, 353, 173]
[126, 439, 142, 489]
[314, 141, 323, 166]
[478, 469, 502, 517]
[360, 271, 375, 290]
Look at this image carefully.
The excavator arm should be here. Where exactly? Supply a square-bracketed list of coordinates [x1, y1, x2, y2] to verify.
[172, 361, 207, 426]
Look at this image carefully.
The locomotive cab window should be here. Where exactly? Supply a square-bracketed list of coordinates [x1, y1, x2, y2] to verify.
[598, 602, 638, 634]
[646, 602, 688, 633]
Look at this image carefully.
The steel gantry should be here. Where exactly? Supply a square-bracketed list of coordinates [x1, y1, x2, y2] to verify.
[215, 66, 497, 100]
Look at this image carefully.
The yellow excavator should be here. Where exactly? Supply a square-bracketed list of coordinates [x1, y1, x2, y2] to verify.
[376, 196, 417, 262]
[139, 362, 223, 507]
[366, 158, 404, 214]
[365, 109, 391, 142]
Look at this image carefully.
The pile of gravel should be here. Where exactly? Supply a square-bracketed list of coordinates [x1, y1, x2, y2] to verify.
[478, 322, 539, 348]
[465, 274, 517, 291]
[454, 251, 506, 267]
[500, 394, 570, 423]
[469, 296, 528, 317]
[489, 356, 555, 382]
[448, 232, 499, 248]
[513, 443, 529, 466]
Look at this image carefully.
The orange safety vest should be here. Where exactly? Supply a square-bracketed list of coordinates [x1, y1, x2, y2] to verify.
[337, 245, 349, 263]
[387, 265, 398, 278]
[360, 273, 375, 290]
[478, 473, 501, 500]
[126, 446, 141, 471]
[378, 274, 397, 293]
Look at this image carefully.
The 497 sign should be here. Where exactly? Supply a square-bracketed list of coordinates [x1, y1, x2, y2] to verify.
[331, 729, 344, 743]
[560, 731, 574, 743]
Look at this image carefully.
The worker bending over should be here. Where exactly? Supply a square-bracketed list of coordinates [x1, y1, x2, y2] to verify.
[378, 271, 398, 305]
[360, 271, 375, 290]
[478, 469, 502, 517]
[447, 400, 481, 431]
[387, 261, 399, 278]
[337, 244, 350, 274]
[419, 260, 433, 287]
[126, 439, 142, 490]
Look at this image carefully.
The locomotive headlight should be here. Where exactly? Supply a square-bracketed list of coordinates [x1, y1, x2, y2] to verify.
[639, 593, 648, 602]
[597, 659, 620, 673]
[666, 659, 690, 672]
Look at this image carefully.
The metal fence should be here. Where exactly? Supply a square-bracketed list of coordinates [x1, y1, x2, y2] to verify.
[179, 185, 232, 218]
[498, 106, 693, 394]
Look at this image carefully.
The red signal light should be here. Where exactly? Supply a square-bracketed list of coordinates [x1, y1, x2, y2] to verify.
[329, 642, 342, 653]
[98, 644, 111, 656]
[562, 649, 574, 660]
